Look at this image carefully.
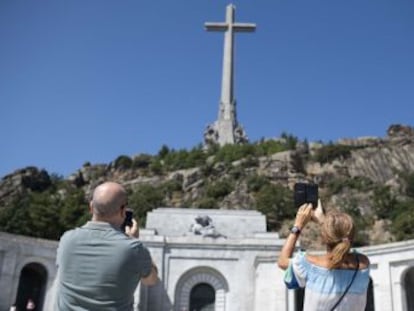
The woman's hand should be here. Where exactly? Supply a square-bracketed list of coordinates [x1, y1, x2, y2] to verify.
[278, 203, 313, 270]
[312, 199, 325, 224]
[294, 203, 313, 229]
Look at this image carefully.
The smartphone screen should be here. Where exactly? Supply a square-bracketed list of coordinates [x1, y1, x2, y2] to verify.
[294, 183, 318, 209]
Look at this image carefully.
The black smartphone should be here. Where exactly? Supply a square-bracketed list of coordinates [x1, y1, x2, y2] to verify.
[121, 208, 133, 232]
[294, 183, 318, 209]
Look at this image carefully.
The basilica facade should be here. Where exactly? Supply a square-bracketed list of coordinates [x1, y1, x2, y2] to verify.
[0, 208, 413, 311]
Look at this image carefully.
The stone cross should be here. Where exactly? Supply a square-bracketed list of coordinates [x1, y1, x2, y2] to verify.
[204, 4, 256, 146]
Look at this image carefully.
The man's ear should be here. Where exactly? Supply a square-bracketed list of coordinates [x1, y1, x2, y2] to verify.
[120, 205, 126, 218]
[89, 202, 94, 214]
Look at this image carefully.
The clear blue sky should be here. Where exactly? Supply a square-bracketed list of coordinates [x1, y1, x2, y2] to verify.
[1, 0, 413, 178]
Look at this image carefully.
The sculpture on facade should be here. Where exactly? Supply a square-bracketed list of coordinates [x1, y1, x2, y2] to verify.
[189, 215, 225, 238]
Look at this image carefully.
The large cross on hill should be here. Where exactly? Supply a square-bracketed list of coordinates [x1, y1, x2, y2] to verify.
[204, 4, 256, 146]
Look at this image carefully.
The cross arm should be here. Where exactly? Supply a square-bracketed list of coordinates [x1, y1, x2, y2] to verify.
[205, 22, 229, 32]
[233, 23, 256, 32]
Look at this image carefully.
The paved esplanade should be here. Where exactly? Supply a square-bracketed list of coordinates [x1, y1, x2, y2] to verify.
[204, 4, 256, 146]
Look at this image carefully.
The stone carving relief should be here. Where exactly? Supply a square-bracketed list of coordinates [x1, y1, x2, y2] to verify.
[189, 215, 225, 238]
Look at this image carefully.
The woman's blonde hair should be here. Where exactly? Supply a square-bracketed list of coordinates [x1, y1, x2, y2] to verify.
[321, 212, 355, 269]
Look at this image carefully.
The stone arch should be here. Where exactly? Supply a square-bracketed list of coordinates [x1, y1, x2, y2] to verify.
[402, 266, 414, 311]
[174, 266, 228, 311]
[15, 262, 48, 311]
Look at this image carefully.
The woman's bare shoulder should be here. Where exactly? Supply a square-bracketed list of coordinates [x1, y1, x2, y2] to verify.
[306, 254, 329, 267]
[356, 253, 370, 269]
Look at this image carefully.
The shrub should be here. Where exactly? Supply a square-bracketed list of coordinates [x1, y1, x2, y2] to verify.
[255, 184, 294, 231]
[246, 175, 270, 192]
[162, 180, 183, 193]
[401, 172, 414, 199]
[313, 144, 355, 164]
[214, 144, 256, 164]
[129, 184, 165, 226]
[114, 155, 133, 170]
[342, 197, 371, 246]
[158, 145, 170, 159]
[328, 176, 373, 195]
[132, 154, 152, 169]
[371, 185, 397, 219]
[149, 160, 164, 175]
[391, 200, 414, 241]
[205, 179, 234, 199]
[195, 197, 217, 209]
[255, 140, 286, 156]
[280, 132, 298, 150]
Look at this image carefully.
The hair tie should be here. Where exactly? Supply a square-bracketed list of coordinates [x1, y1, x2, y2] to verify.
[342, 237, 350, 243]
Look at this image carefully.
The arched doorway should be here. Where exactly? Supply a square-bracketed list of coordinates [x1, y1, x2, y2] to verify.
[15, 262, 48, 311]
[174, 267, 228, 311]
[189, 283, 215, 311]
[403, 267, 414, 311]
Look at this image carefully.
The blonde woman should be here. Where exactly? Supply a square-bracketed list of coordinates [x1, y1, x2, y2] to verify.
[278, 203, 370, 311]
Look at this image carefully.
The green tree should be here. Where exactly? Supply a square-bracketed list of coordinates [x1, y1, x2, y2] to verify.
[59, 188, 89, 231]
[391, 200, 414, 241]
[246, 175, 270, 192]
[195, 197, 217, 209]
[255, 184, 294, 231]
[129, 185, 165, 226]
[280, 132, 298, 150]
[114, 155, 133, 170]
[206, 179, 234, 199]
[0, 194, 31, 236]
[158, 144, 170, 159]
[149, 159, 164, 175]
[371, 185, 397, 219]
[28, 191, 62, 240]
[314, 144, 354, 164]
[402, 172, 414, 198]
[342, 197, 371, 247]
[132, 154, 153, 169]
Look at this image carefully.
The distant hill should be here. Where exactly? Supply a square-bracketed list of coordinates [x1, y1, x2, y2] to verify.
[1, 124, 413, 248]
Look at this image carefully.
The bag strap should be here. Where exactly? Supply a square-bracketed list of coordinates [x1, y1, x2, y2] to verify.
[329, 253, 360, 311]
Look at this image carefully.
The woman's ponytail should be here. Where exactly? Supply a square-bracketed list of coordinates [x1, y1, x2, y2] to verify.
[328, 239, 351, 269]
[321, 212, 355, 269]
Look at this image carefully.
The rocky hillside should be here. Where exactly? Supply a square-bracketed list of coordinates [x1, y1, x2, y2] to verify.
[1, 124, 414, 246]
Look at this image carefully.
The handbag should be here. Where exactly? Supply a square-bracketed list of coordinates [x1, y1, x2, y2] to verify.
[329, 254, 360, 311]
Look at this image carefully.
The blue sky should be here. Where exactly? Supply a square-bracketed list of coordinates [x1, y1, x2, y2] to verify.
[1, 0, 413, 178]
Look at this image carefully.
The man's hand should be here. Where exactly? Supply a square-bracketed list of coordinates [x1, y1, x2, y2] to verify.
[125, 218, 139, 238]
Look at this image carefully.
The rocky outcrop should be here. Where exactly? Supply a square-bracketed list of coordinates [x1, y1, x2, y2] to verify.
[0, 167, 51, 206]
[1, 124, 413, 245]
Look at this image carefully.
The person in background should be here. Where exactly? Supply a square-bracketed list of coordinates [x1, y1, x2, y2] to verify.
[56, 181, 158, 310]
[26, 299, 35, 311]
[278, 202, 370, 311]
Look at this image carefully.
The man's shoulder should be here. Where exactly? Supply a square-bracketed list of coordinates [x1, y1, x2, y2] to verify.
[59, 227, 81, 241]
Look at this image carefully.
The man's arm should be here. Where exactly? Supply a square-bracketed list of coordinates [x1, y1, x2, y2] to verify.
[141, 262, 159, 286]
[127, 218, 159, 286]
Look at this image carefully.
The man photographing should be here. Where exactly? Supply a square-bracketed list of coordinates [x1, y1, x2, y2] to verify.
[56, 182, 158, 310]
